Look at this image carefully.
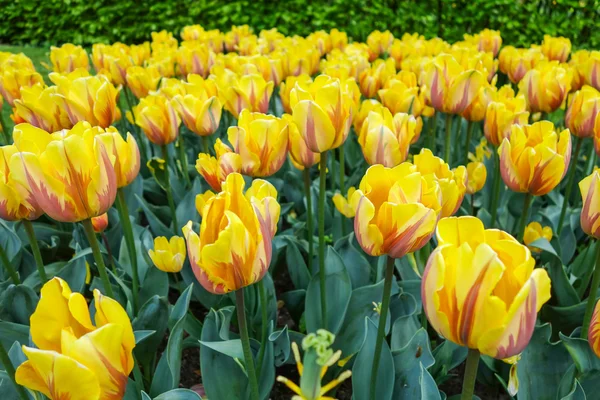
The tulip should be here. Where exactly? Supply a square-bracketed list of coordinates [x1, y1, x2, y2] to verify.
[125, 66, 161, 99]
[172, 87, 222, 139]
[353, 99, 387, 133]
[466, 161, 486, 195]
[218, 73, 274, 118]
[358, 58, 395, 99]
[583, 51, 600, 90]
[279, 74, 312, 114]
[589, 300, 600, 356]
[285, 113, 320, 171]
[330, 28, 348, 50]
[565, 85, 600, 138]
[133, 94, 181, 145]
[177, 41, 215, 78]
[475, 29, 502, 56]
[95, 127, 140, 188]
[570, 50, 591, 91]
[332, 186, 356, 218]
[149, 236, 186, 273]
[196, 139, 242, 191]
[518, 61, 572, 114]
[151, 30, 178, 51]
[0, 144, 42, 221]
[378, 78, 433, 119]
[12, 84, 73, 132]
[541, 35, 571, 63]
[16, 277, 135, 400]
[155, 77, 187, 100]
[91, 213, 109, 233]
[499, 46, 544, 84]
[0, 68, 44, 107]
[523, 221, 553, 252]
[183, 173, 280, 293]
[307, 30, 332, 56]
[358, 109, 422, 167]
[225, 25, 253, 52]
[227, 109, 289, 177]
[46, 43, 90, 74]
[422, 216, 551, 397]
[148, 49, 177, 78]
[366, 30, 394, 60]
[181, 24, 205, 41]
[484, 97, 530, 147]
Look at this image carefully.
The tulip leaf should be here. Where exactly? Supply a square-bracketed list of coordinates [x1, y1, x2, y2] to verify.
[138, 263, 169, 308]
[135, 194, 173, 238]
[0, 321, 30, 350]
[133, 295, 170, 367]
[391, 328, 436, 399]
[430, 339, 468, 384]
[571, 242, 598, 298]
[305, 246, 352, 335]
[0, 284, 38, 325]
[390, 292, 420, 351]
[154, 389, 202, 400]
[199, 339, 244, 360]
[175, 178, 202, 227]
[0, 221, 22, 266]
[134, 330, 156, 345]
[559, 227, 577, 265]
[560, 332, 600, 374]
[0, 342, 27, 400]
[284, 236, 311, 290]
[55, 253, 87, 293]
[557, 365, 587, 400]
[542, 301, 588, 336]
[352, 317, 394, 400]
[147, 157, 170, 191]
[334, 233, 371, 288]
[279, 289, 306, 325]
[269, 326, 306, 367]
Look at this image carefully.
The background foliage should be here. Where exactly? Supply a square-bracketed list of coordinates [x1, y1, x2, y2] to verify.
[1, 0, 598, 48]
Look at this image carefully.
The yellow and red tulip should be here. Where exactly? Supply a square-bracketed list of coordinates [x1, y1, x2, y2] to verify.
[0, 67, 45, 107]
[358, 58, 395, 99]
[46, 43, 90, 74]
[583, 51, 600, 91]
[95, 127, 141, 188]
[541, 35, 571, 63]
[218, 73, 274, 118]
[589, 300, 600, 357]
[13, 84, 73, 132]
[177, 41, 216, 78]
[579, 170, 600, 239]
[353, 99, 387, 133]
[565, 85, 600, 138]
[195, 139, 242, 191]
[498, 46, 544, 84]
[133, 94, 181, 145]
[378, 76, 433, 118]
[182, 173, 280, 294]
[366, 30, 394, 60]
[332, 186, 356, 218]
[518, 61, 572, 113]
[0, 144, 43, 221]
[285, 113, 320, 170]
[91, 213, 109, 233]
[484, 96, 530, 147]
[466, 161, 487, 195]
[279, 74, 312, 114]
[473, 29, 502, 57]
[523, 221, 553, 252]
[172, 78, 222, 137]
[149, 236, 187, 273]
[125, 65, 161, 99]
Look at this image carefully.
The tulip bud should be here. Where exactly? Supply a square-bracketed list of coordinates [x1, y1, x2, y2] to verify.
[366, 30, 394, 60]
[589, 300, 600, 358]
[0, 68, 45, 107]
[126, 66, 161, 99]
[523, 221, 553, 252]
[91, 213, 109, 233]
[133, 94, 181, 145]
[279, 74, 312, 114]
[12, 84, 73, 132]
[541, 35, 571, 63]
[579, 170, 600, 239]
[177, 41, 215, 78]
[583, 51, 600, 91]
[499, 46, 544, 84]
[195, 139, 242, 191]
[358, 58, 395, 99]
[47, 43, 90, 74]
[0, 144, 43, 221]
[220, 73, 274, 117]
[466, 161, 487, 195]
[96, 127, 141, 188]
[353, 99, 387, 133]
[475, 29, 502, 57]
[149, 236, 186, 273]
[484, 97, 530, 147]
[285, 114, 320, 170]
[518, 62, 572, 113]
[565, 85, 600, 138]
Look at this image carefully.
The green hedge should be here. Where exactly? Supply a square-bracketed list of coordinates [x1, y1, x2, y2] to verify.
[1, 0, 598, 49]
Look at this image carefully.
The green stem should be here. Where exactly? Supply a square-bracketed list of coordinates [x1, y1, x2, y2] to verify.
[330, 149, 336, 191]
[0, 111, 10, 145]
[471, 194, 475, 216]
[176, 133, 191, 189]
[202, 135, 210, 154]
[161, 145, 180, 235]
[444, 114, 453, 163]
[586, 144, 596, 176]
[256, 279, 269, 374]
[235, 289, 260, 400]
[490, 151, 501, 228]
[124, 88, 149, 162]
[339, 144, 346, 237]
[116, 189, 140, 314]
[461, 348, 480, 400]
[369, 255, 395, 400]
[318, 152, 328, 327]
[101, 233, 118, 274]
[517, 193, 533, 242]
[557, 136, 583, 234]
[582, 241, 600, 339]
[22, 219, 47, 284]
[81, 218, 115, 298]
[132, 356, 146, 393]
[303, 168, 314, 274]
[428, 113, 436, 152]
[0, 241, 20, 284]
[464, 120, 474, 165]
[0, 341, 29, 400]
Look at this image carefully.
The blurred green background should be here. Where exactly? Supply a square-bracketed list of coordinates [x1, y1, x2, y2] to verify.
[0, 0, 598, 50]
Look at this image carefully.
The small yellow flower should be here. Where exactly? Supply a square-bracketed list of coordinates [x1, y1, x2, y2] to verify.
[332, 187, 356, 218]
[523, 222, 553, 252]
[149, 236, 187, 273]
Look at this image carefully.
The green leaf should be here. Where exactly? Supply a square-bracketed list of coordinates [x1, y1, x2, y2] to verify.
[133, 295, 170, 367]
[560, 332, 600, 374]
[147, 157, 170, 191]
[0, 284, 38, 325]
[0, 321, 30, 350]
[134, 330, 155, 345]
[284, 236, 311, 290]
[391, 328, 437, 398]
[334, 233, 371, 288]
[135, 194, 173, 237]
[154, 389, 202, 400]
[199, 339, 244, 360]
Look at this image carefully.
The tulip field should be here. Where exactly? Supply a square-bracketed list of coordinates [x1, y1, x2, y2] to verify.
[2, 24, 600, 400]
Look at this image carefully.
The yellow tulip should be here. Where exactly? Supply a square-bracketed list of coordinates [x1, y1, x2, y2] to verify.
[227, 109, 289, 177]
[172, 77, 222, 137]
[0, 52, 36, 72]
[353, 99, 387, 133]
[225, 25, 253, 52]
[149, 236, 186, 273]
[284, 113, 320, 171]
[12, 122, 117, 222]
[498, 46, 544, 84]
[91, 213, 109, 233]
[129, 42, 151, 66]
[523, 221, 553, 252]
[0, 67, 45, 107]
[541, 35, 571, 63]
[350, 163, 442, 258]
[579, 170, 600, 239]
[307, 30, 333, 56]
[16, 277, 134, 400]
[461, 84, 496, 122]
[95, 127, 141, 188]
[570, 50, 591, 91]
[195, 139, 242, 191]
[104, 54, 135, 86]
[466, 161, 487, 195]
[181, 24, 205, 41]
[332, 187, 356, 218]
[125, 65, 161, 99]
[151, 30, 179, 52]
[389, 39, 417, 70]
[565, 85, 600, 138]
[583, 51, 600, 91]
[195, 190, 216, 218]
[473, 29, 502, 56]
[330, 28, 348, 50]
[291, 75, 355, 153]
[182, 173, 280, 294]
[378, 75, 434, 119]
[358, 109, 422, 167]
[133, 94, 181, 145]
[589, 300, 600, 357]
[366, 30, 394, 60]
[484, 96, 530, 147]
[13, 84, 73, 132]
[358, 58, 395, 99]
[177, 41, 216, 78]
[0, 144, 43, 221]
[413, 148, 468, 217]
[147, 49, 177, 78]
[51, 71, 121, 128]
[219, 73, 274, 118]
[155, 77, 187, 100]
[518, 61, 572, 113]
[499, 121, 571, 196]
[46, 43, 90, 74]
[279, 74, 312, 114]
[422, 216, 551, 361]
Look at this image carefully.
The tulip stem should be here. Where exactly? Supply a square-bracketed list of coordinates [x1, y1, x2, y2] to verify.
[339, 145, 346, 237]
[461, 348, 480, 400]
[428, 114, 436, 152]
[101, 233, 118, 274]
[490, 151, 501, 228]
[0, 341, 29, 400]
[303, 168, 314, 274]
[369, 255, 395, 400]
[0, 241, 20, 284]
[116, 189, 140, 314]
[161, 145, 180, 235]
[256, 279, 269, 374]
[176, 134, 192, 189]
[444, 114, 453, 164]
[582, 241, 600, 339]
[202, 136, 210, 154]
[124, 88, 149, 162]
[586, 145, 596, 176]
[235, 289, 260, 400]
[557, 136, 583, 235]
[22, 220, 47, 284]
[517, 193, 533, 242]
[0, 111, 10, 145]
[464, 120, 474, 165]
[318, 152, 328, 327]
[82, 218, 115, 298]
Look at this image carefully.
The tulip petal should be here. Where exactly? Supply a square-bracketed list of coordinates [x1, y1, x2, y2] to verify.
[292, 100, 336, 153]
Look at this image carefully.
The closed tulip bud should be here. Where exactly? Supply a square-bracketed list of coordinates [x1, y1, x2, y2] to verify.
[46, 43, 90, 74]
[196, 139, 242, 191]
[541, 35, 571, 63]
[0, 67, 45, 106]
[177, 41, 215, 78]
[95, 127, 140, 188]
[579, 170, 600, 239]
[91, 213, 109, 233]
[16, 277, 135, 400]
[291, 75, 354, 153]
[358, 58, 395, 99]
[13, 84, 73, 132]
[221, 73, 274, 118]
[51, 72, 121, 128]
[149, 236, 186, 272]
[104, 55, 134, 86]
[484, 97, 530, 147]
[445, 69, 489, 115]
[125, 66, 161, 99]
[366, 30, 394, 60]
[285, 113, 320, 170]
[155, 77, 187, 100]
[228, 109, 289, 177]
[133, 94, 180, 145]
[181, 24, 205, 41]
[182, 173, 280, 293]
[583, 51, 600, 91]
[333, 186, 356, 218]
[499, 46, 544, 84]
[518, 62, 572, 113]
[350, 163, 441, 258]
[148, 50, 177, 78]
[353, 99, 386, 133]
[413, 148, 467, 217]
[280, 74, 312, 114]
[172, 91, 222, 137]
[12, 122, 117, 222]
[499, 121, 571, 196]
[466, 161, 487, 194]
[151, 30, 178, 51]
[422, 216, 551, 361]
[461, 84, 495, 122]
[565, 86, 600, 138]
[523, 221, 553, 252]
[359, 109, 421, 167]
[476, 29, 502, 57]
[0, 52, 36, 71]
[589, 300, 600, 357]
[330, 28, 348, 50]
[0, 144, 43, 221]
